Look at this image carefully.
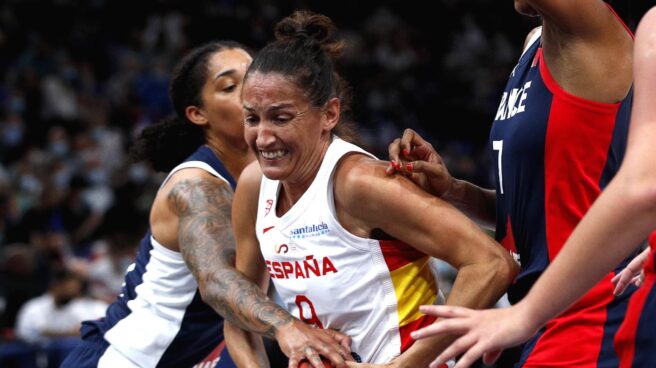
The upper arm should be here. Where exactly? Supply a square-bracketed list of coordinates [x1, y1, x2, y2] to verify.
[622, 8, 656, 195]
[232, 162, 268, 288]
[334, 157, 507, 269]
[163, 169, 237, 286]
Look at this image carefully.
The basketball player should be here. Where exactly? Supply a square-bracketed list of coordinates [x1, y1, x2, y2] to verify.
[61, 41, 351, 368]
[387, 1, 636, 366]
[406, 7, 656, 368]
[225, 11, 518, 368]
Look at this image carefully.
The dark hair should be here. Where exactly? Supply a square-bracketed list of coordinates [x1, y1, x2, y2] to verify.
[131, 41, 251, 172]
[246, 11, 359, 143]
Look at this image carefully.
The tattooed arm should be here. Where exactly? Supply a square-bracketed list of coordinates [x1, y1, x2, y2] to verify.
[150, 166, 350, 368]
[152, 167, 289, 336]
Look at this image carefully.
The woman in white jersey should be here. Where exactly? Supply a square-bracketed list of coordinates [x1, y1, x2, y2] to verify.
[226, 11, 518, 368]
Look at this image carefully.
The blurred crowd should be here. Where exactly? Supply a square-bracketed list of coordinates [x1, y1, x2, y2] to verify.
[0, 0, 643, 367]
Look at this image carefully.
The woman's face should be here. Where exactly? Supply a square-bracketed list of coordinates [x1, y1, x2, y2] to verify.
[242, 72, 338, 183]
[197, 48, 252, 144]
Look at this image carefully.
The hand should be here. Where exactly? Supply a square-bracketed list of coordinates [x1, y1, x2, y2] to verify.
[275, 319, 353, 368]
[611, 247, 650, 295]
[386, 129, 454, 197]
[410, 305, 539, 368]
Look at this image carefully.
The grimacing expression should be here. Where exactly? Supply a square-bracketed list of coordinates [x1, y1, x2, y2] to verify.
[197, 48, 252, 142]
[242, 71, 338, 183]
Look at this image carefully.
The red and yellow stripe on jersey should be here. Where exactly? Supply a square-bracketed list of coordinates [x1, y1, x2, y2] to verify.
[380, 240, 438, 352]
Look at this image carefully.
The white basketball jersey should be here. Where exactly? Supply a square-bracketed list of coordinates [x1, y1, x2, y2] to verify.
[256, 138, 438, 363]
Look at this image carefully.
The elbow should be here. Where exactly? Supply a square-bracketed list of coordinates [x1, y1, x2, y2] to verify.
[481, 246, 519, 294]
[492, 249, 520, 289]
[197, 277, 212, 304]
[197, 271, 225, 307]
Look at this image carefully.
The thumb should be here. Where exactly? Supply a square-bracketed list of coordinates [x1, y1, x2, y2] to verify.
[408, 160, 446, 180]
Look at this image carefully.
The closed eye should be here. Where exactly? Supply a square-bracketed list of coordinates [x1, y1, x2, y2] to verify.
[245, 115, 259, 125]
[273, 115, 292, 124]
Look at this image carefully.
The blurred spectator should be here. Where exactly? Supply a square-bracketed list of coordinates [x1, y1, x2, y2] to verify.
[13, 269, 106, 367]
[15, 269, 105, 344]
[0, 244, 43, 335]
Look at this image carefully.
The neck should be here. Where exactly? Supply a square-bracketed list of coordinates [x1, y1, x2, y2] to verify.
[205, 136, 255, 181]
[277, 136, 332, 214]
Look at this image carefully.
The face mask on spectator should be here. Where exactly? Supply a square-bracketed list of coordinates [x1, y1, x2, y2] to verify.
[49, 141, 70, 157]
[2, 125, 24, 147]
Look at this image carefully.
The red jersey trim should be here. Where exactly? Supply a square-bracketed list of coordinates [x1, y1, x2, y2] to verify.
[379, 240, 427, 272]
[537, 47, 621, 113]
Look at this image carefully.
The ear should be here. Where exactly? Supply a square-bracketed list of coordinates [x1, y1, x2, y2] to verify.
[322, 97, 340, 132]
[185, 105, 208, 127]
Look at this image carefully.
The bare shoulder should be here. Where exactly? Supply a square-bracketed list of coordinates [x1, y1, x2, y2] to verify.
[333, 154, 432, 211]
[232, 161, 262, 225]
[150, 168, 234, 250]
[333, 154, 387, 198]
[158, 168, 233, 212]
[235, 161, 263, 196]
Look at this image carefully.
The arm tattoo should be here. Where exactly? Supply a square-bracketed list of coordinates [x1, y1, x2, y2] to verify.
[169, 177, 292, 337]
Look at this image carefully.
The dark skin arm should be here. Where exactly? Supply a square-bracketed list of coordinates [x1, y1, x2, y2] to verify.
[387, 129, 497, 230]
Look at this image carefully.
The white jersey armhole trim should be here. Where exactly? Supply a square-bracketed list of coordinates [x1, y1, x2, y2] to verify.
[160, 161, 229, 189]
[150, 235, 184, 259]
[521, 26, 542, 56]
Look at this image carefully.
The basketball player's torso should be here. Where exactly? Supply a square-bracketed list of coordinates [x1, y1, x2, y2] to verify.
[490, 31, 633, 301]
[256, 138, 437, 364]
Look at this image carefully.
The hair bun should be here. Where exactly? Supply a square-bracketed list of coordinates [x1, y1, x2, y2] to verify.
[275, 11, 331, 43]
[274, 10, 343, 57]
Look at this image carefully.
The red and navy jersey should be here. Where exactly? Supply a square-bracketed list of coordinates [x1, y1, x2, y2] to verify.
[490, 31, 634, 302]
[490, 25, 640, 367]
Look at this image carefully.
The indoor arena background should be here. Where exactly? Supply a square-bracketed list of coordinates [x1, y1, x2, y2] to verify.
[0, 1, 652, 367]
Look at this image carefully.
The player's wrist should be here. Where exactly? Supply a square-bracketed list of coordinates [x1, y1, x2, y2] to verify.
[514, 300, 545, 334]
[272, 316, 297, 341]
[441, 177, 462, 202]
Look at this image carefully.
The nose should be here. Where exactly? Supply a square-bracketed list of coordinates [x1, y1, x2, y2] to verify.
[255, 121, 276, 148]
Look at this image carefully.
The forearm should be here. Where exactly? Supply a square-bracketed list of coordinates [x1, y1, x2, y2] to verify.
[201, 263, 293, 339]
[521, 178, 656, 328]
[393, 257, 514, 367]
[443, 179, 496, 230]
[169, 176, 295, 338]
[224, 320, 270, 368]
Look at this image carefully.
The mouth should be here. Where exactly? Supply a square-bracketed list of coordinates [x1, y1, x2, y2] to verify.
[259, 149, 289, 160]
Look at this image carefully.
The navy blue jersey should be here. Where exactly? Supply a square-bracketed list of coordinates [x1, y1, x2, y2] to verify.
[77, 145, 235, 368]
[489, 21, 638, 367]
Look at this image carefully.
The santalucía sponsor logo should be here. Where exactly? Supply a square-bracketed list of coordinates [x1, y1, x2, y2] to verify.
[289, 222, 329, 239]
